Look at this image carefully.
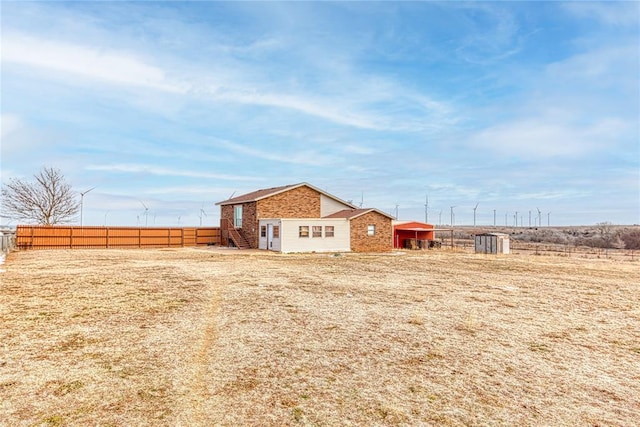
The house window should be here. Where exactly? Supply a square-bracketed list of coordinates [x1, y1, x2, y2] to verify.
[260, 226, 266, 238]
[273, 226, 279, 238]
[299, 226, 309, 238]
[367, 225, 376, 236]
[325, 226, 334, 237]
[233, 205, 243, 228]
[312, 226, 322, 238]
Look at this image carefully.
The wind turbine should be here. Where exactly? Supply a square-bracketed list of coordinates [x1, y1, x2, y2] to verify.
[438, 210, 442, 226]
[473, 202, 479, 227]
[425, 194, 429, 224]
[79, 186, 96, 227]
[547, 212, 551, 227]
[537, 208, 542, 227]
[140, 200, 149, 227]
[199, 205, 208, 227]
[450, 206, 456, 226]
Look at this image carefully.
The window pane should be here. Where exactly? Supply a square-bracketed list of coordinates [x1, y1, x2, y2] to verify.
[273, 226, 279, 238]
[312, 226, 322, 238]
[260, 226, 266, 237]
[299, 226, 309, 238]
[367, 225, 376, 236]
[325, 226, 334, 237]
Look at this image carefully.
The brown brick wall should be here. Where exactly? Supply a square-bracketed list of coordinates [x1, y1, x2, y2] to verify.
[243, 202, 258, 247]
[220, 202, 258, 248]
[256, 186, 321, 219]
[220, 205, 233, 246]
[350, 211, 393, 252]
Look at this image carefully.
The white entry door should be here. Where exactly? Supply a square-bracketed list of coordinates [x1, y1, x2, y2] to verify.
[267, 224, 274, 250]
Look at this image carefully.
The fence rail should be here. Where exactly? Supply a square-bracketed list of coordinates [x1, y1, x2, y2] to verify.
[16, 226, 220, 250]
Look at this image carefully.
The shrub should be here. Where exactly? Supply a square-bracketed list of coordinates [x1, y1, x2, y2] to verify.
[621, 230, 640, 250]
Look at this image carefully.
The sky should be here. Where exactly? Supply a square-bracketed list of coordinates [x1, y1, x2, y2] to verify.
[1, 1, 638, 227]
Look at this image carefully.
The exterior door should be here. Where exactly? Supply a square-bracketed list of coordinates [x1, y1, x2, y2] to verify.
[233, 205, 243, 228]
[267, 224, 274, 250]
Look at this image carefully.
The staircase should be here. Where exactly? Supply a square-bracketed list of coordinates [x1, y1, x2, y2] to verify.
[229, 227, 252, 249]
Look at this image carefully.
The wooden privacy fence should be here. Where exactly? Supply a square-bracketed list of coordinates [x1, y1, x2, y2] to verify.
[16, 226, 220, 250]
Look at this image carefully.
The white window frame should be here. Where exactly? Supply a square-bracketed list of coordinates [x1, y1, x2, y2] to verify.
[233, 205, 243, 228]
[367, 224, 376, 236]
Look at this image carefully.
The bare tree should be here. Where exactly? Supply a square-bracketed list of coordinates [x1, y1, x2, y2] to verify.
[1, 167, 80, 225]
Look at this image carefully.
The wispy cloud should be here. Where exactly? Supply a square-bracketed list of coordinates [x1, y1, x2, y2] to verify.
[85, 164, 261, 181]
[467, 117, 629, 159]
[213, 139, 335, 167]
[562, 2, 640, 27]
[0, 114, 22, 139]
[2, 33, 186, 93]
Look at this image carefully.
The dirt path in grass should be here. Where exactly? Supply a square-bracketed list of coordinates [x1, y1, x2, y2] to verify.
[177, 286, 222, 425]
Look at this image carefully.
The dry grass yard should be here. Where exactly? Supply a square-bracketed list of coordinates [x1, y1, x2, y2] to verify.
[1, 248, 639, 426]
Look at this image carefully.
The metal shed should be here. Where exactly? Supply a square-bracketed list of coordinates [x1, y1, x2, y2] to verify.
[475, 232, 510, 254]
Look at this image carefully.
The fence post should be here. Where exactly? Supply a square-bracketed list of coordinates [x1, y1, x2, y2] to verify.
[139, 227, 142, 248]
[168, 228, 171, 247]
[70, 226, 73, 249]
[181, 228, 184, 247]
[106, 227, 109, 249]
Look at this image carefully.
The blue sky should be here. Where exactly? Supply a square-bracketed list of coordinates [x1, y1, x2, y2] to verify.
[1, 1, 638, 227]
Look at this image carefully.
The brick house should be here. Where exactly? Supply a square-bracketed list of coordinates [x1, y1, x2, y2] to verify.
[215, 183, 394, 253]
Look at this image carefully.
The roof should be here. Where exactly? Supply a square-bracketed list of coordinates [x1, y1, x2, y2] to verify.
[393, 221, 434, 231]
[395, 227, 433, 232]
[216, 184, 298, 205]
[323, 208, 395, 220]
[216, 182, 359, 208]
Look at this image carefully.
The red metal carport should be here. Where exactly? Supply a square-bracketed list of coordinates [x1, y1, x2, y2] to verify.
[393, 221, 435, 249]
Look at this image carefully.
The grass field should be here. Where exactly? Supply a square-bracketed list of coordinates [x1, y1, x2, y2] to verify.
[1, 248, 639, 426]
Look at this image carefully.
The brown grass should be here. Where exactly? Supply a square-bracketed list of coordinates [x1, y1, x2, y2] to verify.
[1, 248, 639, 426]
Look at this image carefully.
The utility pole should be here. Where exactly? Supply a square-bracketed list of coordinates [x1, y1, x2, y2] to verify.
[515, 211, 518, 227]
[79, 186, 96, 227]
[505, 212, 508, 226]
[493, 209, 496, 227]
